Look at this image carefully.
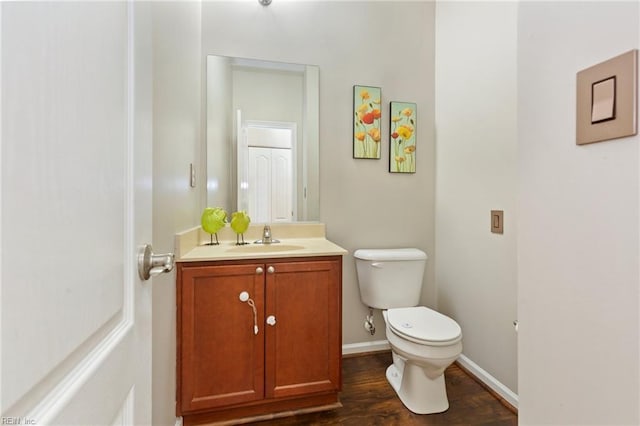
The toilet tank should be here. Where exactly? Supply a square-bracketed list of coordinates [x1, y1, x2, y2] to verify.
[354, 248, 427, 309]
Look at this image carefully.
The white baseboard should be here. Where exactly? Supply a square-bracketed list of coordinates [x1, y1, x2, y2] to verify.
[342, 340, 390, 356]
[457, 353, 519, 409]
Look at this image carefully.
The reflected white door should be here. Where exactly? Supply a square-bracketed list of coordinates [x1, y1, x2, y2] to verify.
[1, 2, 152, 425]
[242, 122, 295, 223]
[247, 147, 292, 223]
[270, 149, 293, 222]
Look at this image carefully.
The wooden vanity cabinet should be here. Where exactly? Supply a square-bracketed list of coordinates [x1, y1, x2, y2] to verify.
[176, 256, 342, 425]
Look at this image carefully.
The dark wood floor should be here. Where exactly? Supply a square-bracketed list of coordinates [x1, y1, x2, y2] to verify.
[253, 352, 517, 425]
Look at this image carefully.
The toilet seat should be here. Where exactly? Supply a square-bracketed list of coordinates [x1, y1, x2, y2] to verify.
[387, 307, 461, 346]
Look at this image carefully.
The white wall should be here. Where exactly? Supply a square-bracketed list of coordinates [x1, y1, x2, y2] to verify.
[201, 1, 436, 347]
[206, 55, 233, 210]
[304, 65, 320, 222]
[151, 3, 202, 425]
[435, 2, 518, 394]
[518, 2, 639, 424]
[233, 68, 303, 125]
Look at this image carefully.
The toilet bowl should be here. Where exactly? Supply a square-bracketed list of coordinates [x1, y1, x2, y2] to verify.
[383, 307, 462, 414]
[353, 248, 463, 415]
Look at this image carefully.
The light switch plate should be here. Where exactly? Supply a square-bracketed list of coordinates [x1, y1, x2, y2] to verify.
[576, 49, 637, 145]
[189, 163, 196, 188]
[491, 210, 504, 234]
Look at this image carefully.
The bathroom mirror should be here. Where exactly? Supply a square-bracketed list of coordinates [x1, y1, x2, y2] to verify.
[206, 55, 319, 223]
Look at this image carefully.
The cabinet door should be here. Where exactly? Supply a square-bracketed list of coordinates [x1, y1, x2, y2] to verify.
[179, 263, 265, 413]
[264, 258, 342, 399]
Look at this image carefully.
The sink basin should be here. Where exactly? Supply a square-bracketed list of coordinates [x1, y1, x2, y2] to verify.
[226, 244, 305, 254]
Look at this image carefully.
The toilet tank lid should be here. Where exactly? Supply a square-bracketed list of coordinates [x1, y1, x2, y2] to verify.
[354, 248, 427, 261]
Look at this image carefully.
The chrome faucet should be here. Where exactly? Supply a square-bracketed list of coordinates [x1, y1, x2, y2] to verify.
[262, 225, 273, 243]
[255, 225, 280, 244]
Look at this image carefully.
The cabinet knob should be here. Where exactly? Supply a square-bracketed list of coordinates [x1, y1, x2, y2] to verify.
[267, 266, 275, 274]
[256, 267, 264, 275]
[266, 315, 276, 326]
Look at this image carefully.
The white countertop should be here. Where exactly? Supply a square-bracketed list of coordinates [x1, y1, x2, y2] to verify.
[175, 223, 348, 262]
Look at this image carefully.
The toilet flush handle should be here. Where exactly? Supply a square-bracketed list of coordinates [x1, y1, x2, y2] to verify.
[370, 262, 383, 268]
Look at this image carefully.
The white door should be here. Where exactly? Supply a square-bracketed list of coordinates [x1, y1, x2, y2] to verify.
[248, 147, 272, 223]
[270, 148, 293, 222]
[1, 3, 153, 425]
[247, 147, 293, 223]
[241, 122, 295, 223]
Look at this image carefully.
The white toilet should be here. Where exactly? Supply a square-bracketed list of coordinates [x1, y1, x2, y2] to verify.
[354, 248, 462, 414]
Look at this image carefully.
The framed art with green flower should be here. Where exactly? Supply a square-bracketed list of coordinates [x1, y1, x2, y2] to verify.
[389, 101, 417, 173]
[353, 85, 382, 159]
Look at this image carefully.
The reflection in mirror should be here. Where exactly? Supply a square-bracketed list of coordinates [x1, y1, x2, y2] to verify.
[206, 55, 319, 223]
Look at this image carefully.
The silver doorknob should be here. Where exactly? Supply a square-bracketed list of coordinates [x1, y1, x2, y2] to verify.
[138, 244, 175, 281]
[266, 315, 276, 326]
[267, 266, 275, 274]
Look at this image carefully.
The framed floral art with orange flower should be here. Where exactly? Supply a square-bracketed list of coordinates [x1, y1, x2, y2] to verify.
[389, 101, 417, 173]
[353, 85, 382, 159]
